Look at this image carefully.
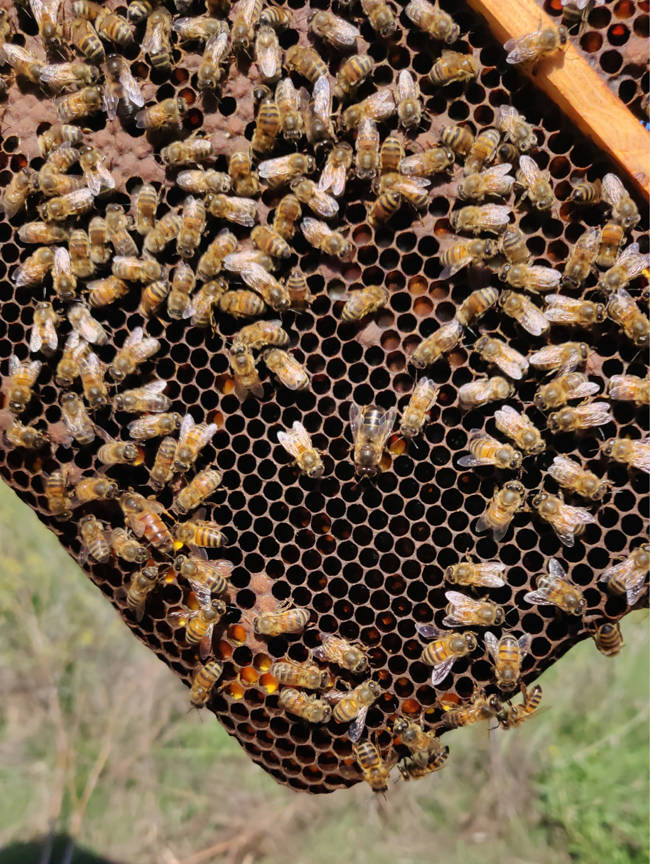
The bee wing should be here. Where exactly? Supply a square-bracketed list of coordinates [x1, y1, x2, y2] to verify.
[397, 69, 417, 101]
[577, 401, 612, 427]
[349, 401, 362, 440]
[29, 320, 43, 353]
[187, 578, 212, 608]
[258, 157, 283, 180]
[548, 558, 567, 580]
[312, 188, 339, 218]
[494, 404, 520, 433]
[430, 658, 454, 686]
[256, 27, 279, 78]
[205, 30, 230, 65]
[478, 204, 512, 231]
[367, 87, 396, 117]
[523, 590, 552, 607]
[231, 198, 257, 227]
[415, 622, 441, 639]
[475, 563, 506, 587]
[312, 74, 332, 120]
[518, 633, 532, 658]
[177, 411, 196, 445]
[53, 245, 71, 276]
[554, 505, 597, 546]
[122, 325, 144, 349]
[119, 63, 145, 108]
[348, 705, 369, 743]
[601, 173, 625, 208]
[548, 455, 578, 484]
[517, 154, 541, 185]
[484, 631, 499, 660]
[442, 613, 463, 627]
[624, 572, 648, 606]
[440, 247, 475, 280]
[318, 158, 346, 198]
[4, 44, 41, 67]
[197, 423, 218, 449]
[484, 162, 515, 191]
[457, 454, 493, 468]
[445, 590, 478, 609]
[518, 297, 549, 336]
[376, 406, 397, 448]
[301, 216, 324, 243]
[599, 558, 630, 586]
[576, 226, 601, 254]
[505, 32, 539, 65]
[496, 344, 529, 380]
[529, 344, 563, 368]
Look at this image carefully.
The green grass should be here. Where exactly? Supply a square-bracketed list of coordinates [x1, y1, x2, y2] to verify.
[0, 483, 647, 864]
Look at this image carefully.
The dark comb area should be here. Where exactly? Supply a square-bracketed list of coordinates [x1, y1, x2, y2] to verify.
[0, 0, 647, 794]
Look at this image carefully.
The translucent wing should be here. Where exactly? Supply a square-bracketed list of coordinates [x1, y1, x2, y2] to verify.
[505, 31, 540, 65]
[312, 74, 332, 121]
[53, 245, 71, 278]
[475, 563, 506, 587]
[445, 590, 479, 608]
[517, 296, 549, 336]
[476, 204, 511, 231]
[277, 421, 311, 458]
[366, 87, 396, 118]
[143, 16, 164, 54]
[4, 44, 42, 68]
[256, 27, 279, 78]
[630, 439, 650, 473]
[523, 590, 553, 607]
[123, 325, 144, 349]
[601, 173, 624, 208]
[397, 69, 417, 101]
[548, 558, 567, 580]
[484, 631, 499, 661]
[625, 575, 648, 607]
[430, 658, 454, 686]
[577, 401, 612, 427]
[301, 217, 324, 244]
[311, 187, 339, 218]
[573, 379, 601, 400]
[205, 30, 230, 66]
[495, 343, 529, 379]
[415, 622, 441, 640]
[376, 406, 397, 448]
[518, 633, 532, 657]
[349, 401, 362, 440]
[517, 154, 542, 185]
[528, 265, 562, 291]
[348, 705, 369, 742]
[440, 246, 474, 280]
[119, 61, 144, 108]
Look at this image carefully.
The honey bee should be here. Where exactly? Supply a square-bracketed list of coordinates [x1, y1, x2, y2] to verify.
[607, 288, 650, 347]
[120, 491, 173, 552]
[86, 218, 110, 267]
[599, 545, 649, 607]
[399, 146, 454, 178]
[350, 403, 396, 477]
[176, 196, 206, 260]
[5, 418, 48, 450]
[524, 557, 586, 614]
[233, 319, 289, 351]
[301, 217, 350, 259]
[78, 144, 115, 196]
[165, 263, 195, 320]
[599, 242, 650, 295]
[532, 491, 596, 547]
[217, 288, 267, 320]
[127, 0, 153, 22]
[529, 341, 589, 376]
[559, 227, 600, 290]
[39, 165, 85, 201]
[131, 184, 158, 237]
[77, 348, 108, 410]
[361, 0, 396, 37]
[174, 413, 217, 474]
[57, 85, 102, 123]
[190, 660, 224, 708]
[142, 7, 172, 74]
[172, 468, 223, 516]
[502, 262, 563, 296]
[410, 319, 463, 368]
[252, 94, 281, 154]
[548, 454, 609, 501]
[68, 304, 108, 346]
[161, 138, 214, 167]
[97, 439, 141, 466]
[205, 194, 257, 227]
[198, 25, 230, 91]
[310, 9, 359, 49]
[86, 276, 129, 309]
[458, 376, 514, 410]
[271, 659, 334, 691]
[477, 480, 527, 542]
[65, 232, 92, 284]
[602, 436, 650, 474]
[354, 740, 394, 792]
[394, 69, 422, 131]
[498, 291, 548, 337]
[415, 624, 477, 684]
[548, 400, 613, 435]
[495, 684, 543, 730]
[456, 286, 500, 328]
[270, 195, 301, 242]
[109, 327, 160, 382]
[443, 591, 505, 628]
[398, 747, 449, 781]
[594, 222, 623, 270]
[484, 631, 530, 692]
[12, 247, 54, 289]
[436, 128, 470, 165]
[392, 716, 445, 769]
[450, 204, 511, 236]
[405, 0, 459, 41]
[429, 51, 479, 86]
[313, 634, 369, 674]
[173, 15, 224, 42]
[110, 528, 148, 564]
[264, 348, 309, 391]
[570, 177, 600, 205]
[170, 597, 227, 658]
[196, 230, 237, 280]
[350, 116, 380, 183]
[112, 255, 162, 284]
[318, 143, 353, 198]
[27, 302, 58, 358]
[39, 60, 99, 93]
[94, 6, 134, 46]
[463, 127, 500, 175]
[45, 469, 72, 519]
[2, 44, 44, 85]
[458, 430, 522, 470]
[504, 22, 568, 65]
[341, 88, 397, 130]
[224, 152, 257, 200]
[150, 436, 178, 490]
[138, 279, 169, 316]
[279, 688, 332, 723]
[376, 137, 404, 178]
[79, 514, 111, 563]
[534, 372, 599, 411]
[227, 344, 262, 400]
[177, 169, 231, 196]
[495, 104, 537, 152]
[259, 5, 291, 28]
[516, 154, 554, 211]
[71, 476, 118, 508]
[38, 124, 83, 158]
[250, 225, 290, 261]
[328, 680, 381, 741]
[494, 405, 545, 454]
[238, 262, 287, 311]
[127, 412, 182, 442]
[272, 78, 302, 142]
[306, 71, 335, 149]
[341, 284, 387, 323]
[40, 188, 95, 223]
[377, 173, 429, 212]
[258, 154, 316, 189]
[601, 172, 640, 229]
[608, 375, 650, 407]
[474, 336, 529, 380]
[276, 420, 324, 478]
[250, 600, 310, 637]
[440, 686, 502, 729]
[5, 355, 43, 414]
[55, 332, 83, 389]
[398, 378, 438, 439]
[17, 221, 67, 246]
[284, 44, 327, 83]
[281, 272, 311, 311]
[588, 620, 623, 658]
[250, 25, 280, 84]
[136, 96, 188, 131]
[231, 0, 262, 54]
[439, 238, 498, 279]
[65, 17, 105, 65]
[334, 54, 373, 101]
[105, 204, 138, 257]
[175, 555, 233, 599]
[287, 181, 337, 226]
[457, 164, 514, 202]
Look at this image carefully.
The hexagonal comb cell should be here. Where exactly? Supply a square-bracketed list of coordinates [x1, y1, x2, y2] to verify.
[0, 0, 647, 795]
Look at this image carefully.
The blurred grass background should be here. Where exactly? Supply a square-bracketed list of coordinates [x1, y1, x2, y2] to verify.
[0, 482, 647, 864]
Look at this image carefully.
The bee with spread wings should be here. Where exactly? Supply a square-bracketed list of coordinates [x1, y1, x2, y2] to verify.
[317, 142, 352, 197]
[416, 624, 478, 685]
[599, 545, 649, 607]
[524, 558, 586, 615]
[103, 54, 144, 120]
[30, 0, 62, 51]
[277, 420, 324, 478]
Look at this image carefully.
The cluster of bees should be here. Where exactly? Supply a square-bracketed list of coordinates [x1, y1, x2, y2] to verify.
[0, 0, 648, 793]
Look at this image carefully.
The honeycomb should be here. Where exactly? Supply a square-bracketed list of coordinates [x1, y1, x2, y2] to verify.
[0, 0, 648, 795]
